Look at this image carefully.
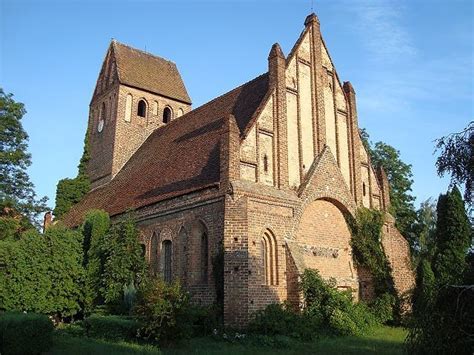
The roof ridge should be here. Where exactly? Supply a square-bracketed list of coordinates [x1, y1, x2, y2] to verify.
[112, 39, 177, 65]
[141, 72, 269, 137]
[187, 72, 269, 116]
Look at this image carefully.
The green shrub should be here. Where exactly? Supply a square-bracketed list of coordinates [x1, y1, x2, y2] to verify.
[0, 225, 84, 318]
[84, 314, 140, 341]
[185, 304, 221, 337]
[0, 312, 53, 355]
[301, 269, 377, 336]
[371, 293, 396, 324]
[249, 303, 300, 336]
[133, 278, 192, 345]
[328, 308, 358, 336]
[248, 303, 321, 341]
[249, 270, 379, 340]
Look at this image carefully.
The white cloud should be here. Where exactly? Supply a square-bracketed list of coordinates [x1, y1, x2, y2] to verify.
[350, 0, 416, 62]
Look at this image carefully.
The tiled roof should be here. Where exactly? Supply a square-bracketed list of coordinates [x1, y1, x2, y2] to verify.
[63, 73, 269, 227]
[113, 41, 192, 104]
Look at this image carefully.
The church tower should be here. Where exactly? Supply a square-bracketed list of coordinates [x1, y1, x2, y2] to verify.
[86, 40, 192, 189]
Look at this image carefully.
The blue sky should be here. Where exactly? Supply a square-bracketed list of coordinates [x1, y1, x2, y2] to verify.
[1, 0, 473, 210]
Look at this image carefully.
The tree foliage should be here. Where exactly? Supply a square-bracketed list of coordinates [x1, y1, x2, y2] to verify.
[53, 129, 91, 218]
[0, 88, 48, 228]
[407, 187, 473, 354]
[0, 225, 84, 318]
[81, 209, 110, 313]
[432, 186, 471, 287]
[409, 198, 437, 262]
[435, 121, 474, 207]
[101, 213, 147, 308]
[360, 129, 416, 238]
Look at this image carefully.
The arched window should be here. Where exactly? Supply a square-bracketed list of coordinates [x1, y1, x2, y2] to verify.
[201, 232, 208, 283]
[162, 240, 172, 283]
[163, 107, 172, 123]
[150, 232, 159, 275]
[261, 230, 278, 286]
[177, 108, 184, 117]
[137, 99, 147, 118]
[98, 102, 106, 132]
[101, 102, 107, 121]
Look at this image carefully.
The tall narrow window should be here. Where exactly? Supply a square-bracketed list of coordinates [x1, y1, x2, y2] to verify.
[125, 94, 132, 122]
[163, 240, 172, 283]
[163, 107, 172, 123]
[363, 182, 367, 196]
[151, 232, 159, 275]
[261, 230, 278, 285]
[263, 154, 269, 173]
[201, 232, 208, 283]
[261, 239, 268, 284]
[137, 99, 147, 118]
[98, 102, 106, 132]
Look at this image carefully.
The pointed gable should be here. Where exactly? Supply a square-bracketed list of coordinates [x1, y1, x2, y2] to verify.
[112, 41, 191, 104]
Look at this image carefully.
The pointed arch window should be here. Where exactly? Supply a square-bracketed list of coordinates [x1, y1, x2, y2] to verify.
[137, 99, 147, 118]
[162, 240, 172, 283]
[261, 230, 278, 286]
[201, 231, 209, 283]
[163, 107, 172, 124]
[98, 102, 106, 132]
[150, 232, 159, 274]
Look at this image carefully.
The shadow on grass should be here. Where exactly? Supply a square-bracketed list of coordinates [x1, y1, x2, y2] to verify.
[47, 326, 407, 355]
[48, 333, 161, 355]
[163, 327, 407, 355]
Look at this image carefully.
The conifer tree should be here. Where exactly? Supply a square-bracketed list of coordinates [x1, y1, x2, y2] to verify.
[433, 186, 471, 287]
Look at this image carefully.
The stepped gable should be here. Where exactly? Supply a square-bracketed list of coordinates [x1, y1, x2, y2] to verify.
[113, 41, 192, 104]
[63, 73, 269, 227]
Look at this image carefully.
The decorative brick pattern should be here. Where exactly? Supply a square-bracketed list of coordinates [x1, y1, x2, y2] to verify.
[63, 12, 416, 328]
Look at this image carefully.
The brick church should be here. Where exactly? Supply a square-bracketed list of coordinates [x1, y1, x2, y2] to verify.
[63, 13, 415, 326]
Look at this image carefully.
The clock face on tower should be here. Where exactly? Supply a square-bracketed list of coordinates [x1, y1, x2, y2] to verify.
[98, 119, 104, 133]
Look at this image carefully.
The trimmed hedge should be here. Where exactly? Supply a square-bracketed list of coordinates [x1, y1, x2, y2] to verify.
[84, 314, 141, 341]
[0, 312, 53, 355]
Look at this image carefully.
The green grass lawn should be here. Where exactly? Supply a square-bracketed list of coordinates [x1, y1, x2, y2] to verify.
[48, 326, 407, 355]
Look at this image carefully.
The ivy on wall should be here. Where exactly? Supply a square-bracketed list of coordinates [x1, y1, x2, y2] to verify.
[347, 208, 395, 297]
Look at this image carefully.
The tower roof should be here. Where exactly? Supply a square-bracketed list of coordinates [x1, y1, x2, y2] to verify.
[112, 41, 192, 104]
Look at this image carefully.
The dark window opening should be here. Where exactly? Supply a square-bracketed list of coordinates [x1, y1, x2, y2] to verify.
[163, 240, 172, 283]
[101, 102, 107, 121]
[140, 244, 146, 258]
[263, 154, 269, 173]
[201, 232, 208, 283]
[151, 233, 158, 274]
[261, 239, 268, 285]
[137, 100, 147, 117]
[163, 107, 172, 123]
[363, 182, 367, 196]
